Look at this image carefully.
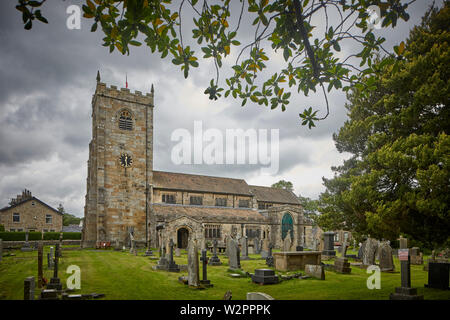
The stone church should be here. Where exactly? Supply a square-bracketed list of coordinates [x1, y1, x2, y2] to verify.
[82, 73, 306, 249]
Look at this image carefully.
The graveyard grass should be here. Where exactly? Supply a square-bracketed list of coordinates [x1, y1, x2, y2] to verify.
[1, 247, 449, 300]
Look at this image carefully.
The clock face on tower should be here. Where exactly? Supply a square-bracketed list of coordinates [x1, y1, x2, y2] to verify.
[119, 153, 133, 168]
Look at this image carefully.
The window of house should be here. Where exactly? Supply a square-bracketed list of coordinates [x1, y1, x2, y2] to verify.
[238, 199, 250, 208]
[204, 225, 221, 239]
[17, 228, 23, 232]
[13, 213, 20, 222]
[162, 194, 176, 204]
[43, 229, 48, 232]
[118, 110, 133, 131]
[29, 229, 35, 232]
[10, 229, 15, 232]
[46, 214, 52, 224]
[215, 198, 227, 207]
[190, 196, 203, 205]
[334, 233, 340, 242]
[258, 202, 272, 210]
[50, 229, 55, 232]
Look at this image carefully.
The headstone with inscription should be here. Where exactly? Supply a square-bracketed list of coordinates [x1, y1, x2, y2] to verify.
[425, 262, 450, 290]
[251, 269, 279, 285]
[361, 238, 378, 266]
[378, 241, 395, 272]
[283, 233, 292, 252]
[305, 264, 325, 280]
[21, 231, 33, 252]
[322, 231, 336, 257]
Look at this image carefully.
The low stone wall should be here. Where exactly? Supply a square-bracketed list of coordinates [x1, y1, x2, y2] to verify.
[1, 240, 81, 249]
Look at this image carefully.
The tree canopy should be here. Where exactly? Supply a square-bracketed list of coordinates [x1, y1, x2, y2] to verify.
[16, 0, 414, 128]
[271, 179, 294, 192]
[318, 2, 450, 248]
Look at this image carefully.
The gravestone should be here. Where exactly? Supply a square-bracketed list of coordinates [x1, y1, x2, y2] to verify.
[156, 241, 169, 270]
[260, 238, 270, 259]
[410, 247, 423, 265]
[283, 232, 292, 252]
[24, 276, 35, 300]
[305, 264, 325, 280]
[21, 231, 33, 252]
[228, 237, 241, 270]
[390, 237, 423, 300]
[208, 239, 222, 266]
[322, 232, 336, 257]
[200, 249, 213, 287]
[334, 257, 351, 274]
[187, 239, 200, 288]
[266, 243, 274, 267]
[223, 291, 232, 300]
[167, 239, 180, 272]
[47, 244, 62, 290]
[47, 246, 54, 270]
[362, 238, 378, 266]
[378, 241, 395, 272]
[39, 289, 59, 300]
[357, 241, 365, 260]
[37, 242, 43, 288]
[241, 236, 250, 260]
[0, 239, 3, 262]
[425, 262, 450, 290]
[251, 269, 279, 285]
[58, 233, 63, 257]
[253, 238, 261, 254]
[144, 240, 153, 256]
[247, 292, 275, 300]
[340, 237, 348, 257]
[175, 248, 181, 257]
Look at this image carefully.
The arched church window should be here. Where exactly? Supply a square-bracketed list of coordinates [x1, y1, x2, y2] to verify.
[281, 213, 294, 240]
[119, 110, 133, 131]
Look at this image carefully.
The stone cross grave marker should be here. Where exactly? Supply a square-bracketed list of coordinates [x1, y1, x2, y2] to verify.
[389, 237, 423, 300]
[200, 249, 212, 287]
[266, 243, 274, 267]
[167, 239, 180, 272]
[37, 242, 43, 288]
[209, 239, 222, 266]
[241, 236, 250, 260]
[47, 244, 62, 290]
[187, 239, 200, 288]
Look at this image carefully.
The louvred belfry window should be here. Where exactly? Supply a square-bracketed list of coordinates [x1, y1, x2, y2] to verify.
[119, 110, 133, 130]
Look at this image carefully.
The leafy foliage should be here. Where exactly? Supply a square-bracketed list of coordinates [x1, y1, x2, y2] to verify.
[16, 0, 413, 127]
[318, 3, 450, 248]
[271, 179, 294, 192]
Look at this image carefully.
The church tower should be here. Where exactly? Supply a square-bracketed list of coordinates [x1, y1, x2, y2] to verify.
[82, 72, 154, 247]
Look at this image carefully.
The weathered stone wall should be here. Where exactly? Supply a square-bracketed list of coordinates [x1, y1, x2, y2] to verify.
[0, 200, 62, 232]
[83, 82, 154, 247]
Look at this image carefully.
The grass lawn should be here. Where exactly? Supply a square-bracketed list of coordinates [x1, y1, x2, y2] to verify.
[0, 247, 449, 300]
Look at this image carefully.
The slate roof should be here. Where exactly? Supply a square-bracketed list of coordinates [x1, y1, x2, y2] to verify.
[0, 197, 63, 215]
[153, 171, 252, 196]
[152, 203, 266, 223]
[62, 224, 82, 232]
[249, 185, 301, 205]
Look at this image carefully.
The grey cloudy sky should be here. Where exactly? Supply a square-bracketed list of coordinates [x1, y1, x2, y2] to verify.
[0, 0, 440, 217]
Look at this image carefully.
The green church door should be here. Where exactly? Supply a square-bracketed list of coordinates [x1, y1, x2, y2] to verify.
[281, 213, 294, 240]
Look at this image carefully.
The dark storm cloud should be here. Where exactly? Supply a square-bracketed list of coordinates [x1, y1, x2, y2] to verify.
[0, 0, 442, 214]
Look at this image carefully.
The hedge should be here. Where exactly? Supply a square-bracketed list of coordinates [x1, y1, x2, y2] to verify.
[0, 231, 81, 241]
